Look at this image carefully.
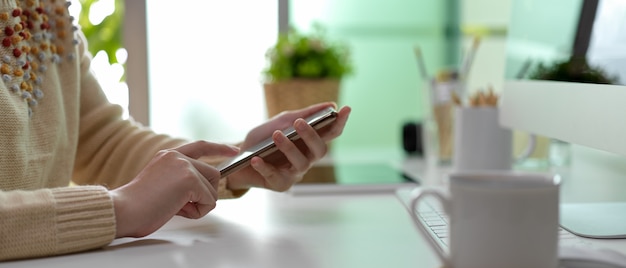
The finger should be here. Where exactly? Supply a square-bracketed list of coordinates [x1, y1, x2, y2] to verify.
[273, 130, 310, 172]
[187, 158, 221, 192]
[294, 118, 326, 160]
[243, 103, 339, 149]
[250, 156, 293, 191]
[177, 202, 201, 218]
[292, 102, 337, 119]
[174, 140, 240, 159]
[250, 156, 275, 179]
[177, 199, 217, 219]
[319, 105, 351, 142]
[177, 160, 219, 216]
[274, 102, 337, 122]
[170, 151, 221, 199]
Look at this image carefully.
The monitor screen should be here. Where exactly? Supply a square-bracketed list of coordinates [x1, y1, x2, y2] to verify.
[499, 0, 626, 156]
[499, 0, 626, 237]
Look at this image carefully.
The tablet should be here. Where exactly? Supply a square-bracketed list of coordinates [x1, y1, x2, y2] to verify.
[288, 162, 420, 195]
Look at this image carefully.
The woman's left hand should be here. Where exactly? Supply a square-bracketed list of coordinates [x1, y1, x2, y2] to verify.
[226, 102, 351, 192]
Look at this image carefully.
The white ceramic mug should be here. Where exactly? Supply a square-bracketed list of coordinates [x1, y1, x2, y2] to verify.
[453, 107, 535, 171]
[408, 171, 561, 268]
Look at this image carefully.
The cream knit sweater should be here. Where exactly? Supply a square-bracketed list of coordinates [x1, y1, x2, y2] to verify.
[0, 0, 242, 261]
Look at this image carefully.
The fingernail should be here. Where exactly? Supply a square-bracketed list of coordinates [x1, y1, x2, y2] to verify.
[295, 118, 307, 131]
[250, 157, 261, 168]
[227, 144, 240, 152]
[273, 131, 285, 145]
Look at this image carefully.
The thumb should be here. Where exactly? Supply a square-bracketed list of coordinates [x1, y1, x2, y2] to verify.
[287, 102, 337, 121]
[174, 141, 240, 159]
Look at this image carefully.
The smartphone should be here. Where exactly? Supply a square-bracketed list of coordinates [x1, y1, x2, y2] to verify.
[217, 107, 339, 177]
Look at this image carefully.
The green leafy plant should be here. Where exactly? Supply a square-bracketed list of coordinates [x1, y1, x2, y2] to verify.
[528, 56, 618, 84]
[263, 24, 353, 82]
[77, 0, 124, 66]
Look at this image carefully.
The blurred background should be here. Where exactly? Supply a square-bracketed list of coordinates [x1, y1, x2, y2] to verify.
[71, 0, 512, 162]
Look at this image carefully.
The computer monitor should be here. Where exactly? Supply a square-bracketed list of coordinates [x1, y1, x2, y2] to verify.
[501, 0, 626, 154]
[499, 0, 626, 238]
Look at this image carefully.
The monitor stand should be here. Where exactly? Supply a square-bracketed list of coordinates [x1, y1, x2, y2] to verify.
[560, 202, 626, 239]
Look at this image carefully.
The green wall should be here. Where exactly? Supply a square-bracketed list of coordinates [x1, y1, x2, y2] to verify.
[290, 0, 459, 152]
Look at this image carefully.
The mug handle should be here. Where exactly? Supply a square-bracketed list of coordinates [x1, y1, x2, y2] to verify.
[514, 133, 536, 163]
[408, 188, 451, 267]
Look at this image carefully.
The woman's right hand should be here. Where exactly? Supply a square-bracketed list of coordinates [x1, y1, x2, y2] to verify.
[110, 141, 240, 238]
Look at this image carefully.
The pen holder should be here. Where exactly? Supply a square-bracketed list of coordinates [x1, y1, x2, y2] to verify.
[452, 106, 536, 171]
[423, 78, 462, 164]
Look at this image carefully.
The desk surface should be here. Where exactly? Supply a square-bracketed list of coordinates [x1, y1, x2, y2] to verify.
[4, 152, 626, 267]
[3, 184, 439, 268]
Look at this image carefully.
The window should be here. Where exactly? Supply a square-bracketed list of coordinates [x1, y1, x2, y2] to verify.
[146, 1, 278, 143]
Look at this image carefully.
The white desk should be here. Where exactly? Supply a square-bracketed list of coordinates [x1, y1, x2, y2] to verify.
[4, 152, 626, 267]
[2, 167, 439, 268]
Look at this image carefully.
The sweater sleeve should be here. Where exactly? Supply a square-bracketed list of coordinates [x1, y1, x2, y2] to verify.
[0, 186, 115, 261]
[0, 4, 242, 263]
[71, 32, 244, 199]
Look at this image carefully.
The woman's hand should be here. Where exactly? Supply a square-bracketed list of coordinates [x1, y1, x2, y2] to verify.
[110, 141, 240, 238]
[226, 102, 351, 192]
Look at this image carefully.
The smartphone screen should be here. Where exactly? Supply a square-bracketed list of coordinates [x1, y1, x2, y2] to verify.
[217, 107, 338, 177]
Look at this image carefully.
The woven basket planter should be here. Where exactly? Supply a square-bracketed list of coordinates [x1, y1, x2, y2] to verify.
[263, 79, 340, 118]
[263, 79, 340, 184]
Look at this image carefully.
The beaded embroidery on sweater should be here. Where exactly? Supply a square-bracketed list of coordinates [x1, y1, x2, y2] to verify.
[0, 0, 78, 117]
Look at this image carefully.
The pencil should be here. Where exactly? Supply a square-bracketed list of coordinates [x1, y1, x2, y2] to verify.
[460, 36, 480, 80]
[451, 91, 462, 106]
[413, 46, 429, 80]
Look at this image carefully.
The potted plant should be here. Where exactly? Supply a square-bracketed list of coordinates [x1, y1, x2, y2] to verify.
[528, 56, 618, 84]
[262, 24, 353, 117]
[526, 56, 619, 168]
